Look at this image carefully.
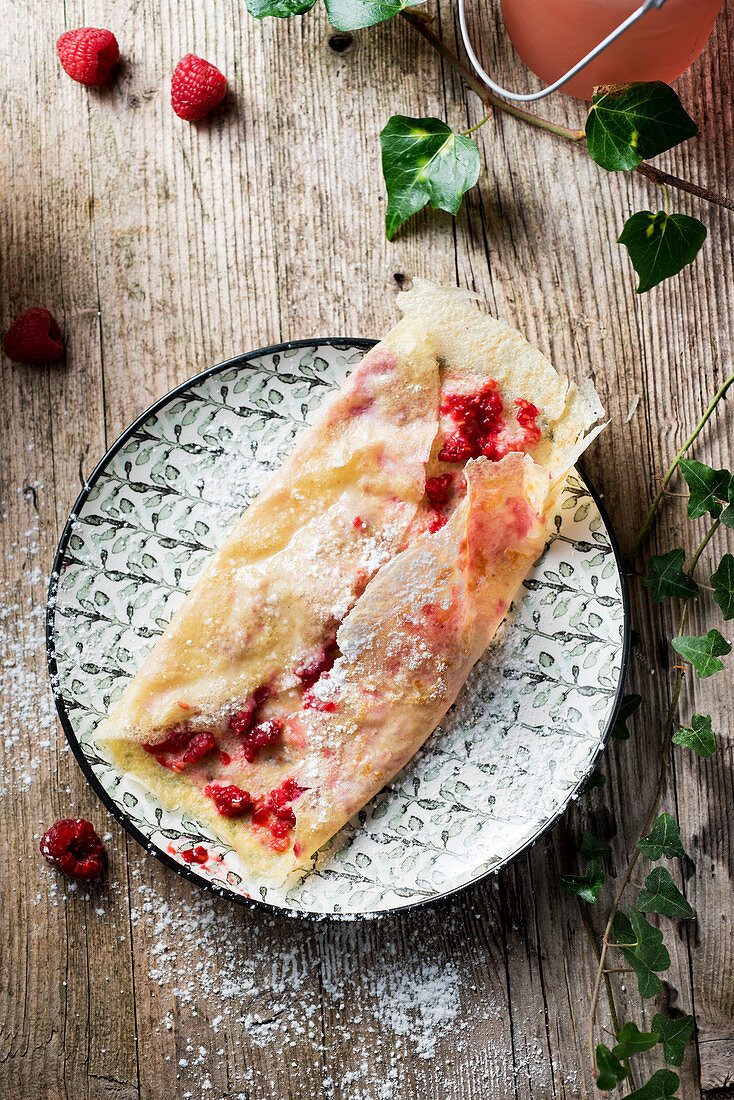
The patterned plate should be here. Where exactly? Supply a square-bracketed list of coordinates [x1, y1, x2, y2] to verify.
[47, 339, 629, 918]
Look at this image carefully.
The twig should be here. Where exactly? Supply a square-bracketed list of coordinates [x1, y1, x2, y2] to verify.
[631, 372, 734, 557]
[401, 10, 734, 214]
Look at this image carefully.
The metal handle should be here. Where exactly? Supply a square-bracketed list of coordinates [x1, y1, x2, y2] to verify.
[458, 0, 670, 102]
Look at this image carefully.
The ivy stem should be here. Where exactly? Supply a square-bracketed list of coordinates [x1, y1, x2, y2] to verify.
[578, 901, 636, 1090]
[586, 523, 716, 1085]
[461, 111, 493, 137]
[630, 372, 734, 557]
[401, 10, 734, 214]
[401, 10, 586, 141]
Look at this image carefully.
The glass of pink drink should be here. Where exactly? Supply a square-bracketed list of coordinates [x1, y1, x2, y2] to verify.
[500, 0, 724, 99]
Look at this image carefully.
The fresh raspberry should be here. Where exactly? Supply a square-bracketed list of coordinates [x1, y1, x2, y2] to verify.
[425, 473, 453, 508]
[57, 28, 120, 87]
[3, 308, 64, 364]
[171, 54, 227, 121]
[39, 819, 106, 880]
[241, 719, 284, 764]
[142, 728, 216, 772]
[181, 845, 208, 865]
[204, 784, 253, 817]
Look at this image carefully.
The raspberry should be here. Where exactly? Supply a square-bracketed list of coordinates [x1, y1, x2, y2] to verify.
[39, 819, 106, 880]
[425, 473, 453, 507]
[181, 845, 208, 865]
[142, 728, 216, 772]
[295, 641, 339, 689]
[204, 784, 253, 817]
[57, 28, 120, 87]
[241, 718, 283, 764]
[171, 54, 227, 121]
[2, 308, 64, 364]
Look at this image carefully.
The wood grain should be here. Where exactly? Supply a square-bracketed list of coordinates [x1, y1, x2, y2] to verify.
[1, 0, 732, 1096]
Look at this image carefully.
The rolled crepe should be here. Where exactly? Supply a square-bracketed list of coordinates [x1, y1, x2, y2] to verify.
[101, 281, 603, 879]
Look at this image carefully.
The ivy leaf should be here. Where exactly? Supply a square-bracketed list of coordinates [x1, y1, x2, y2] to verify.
[638, 814, 686, 861]
[671, 628, 731, 678]
[614, 906, 671, 999]
[559, 859, 604, 903]
[324, 0, 423, 30]
[596, 1044, 628, 1090]
[246, 0, 317, 15]
[581, 830, 612, 859]
[637, 867, 693, 919]
[585, 768, 606, 791]
[672, 713, 716, 757]
[627, 1069, 680, 1099]
[642, 549, 698, 603]
[380, 116, 481, 240]
[611, 693, 642, 740]
[585, 82, 697, 172]
[651, 1014, 694, 1066]
[720, 479, 734, 528]
[618, 211, 706, 294]
[711, 553, 734, 619]
[679, 459, 731, 519]
[612, 1022, 661, 1060]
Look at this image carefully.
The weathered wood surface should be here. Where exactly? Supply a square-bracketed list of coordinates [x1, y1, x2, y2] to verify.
[1, 0, 732, 1097]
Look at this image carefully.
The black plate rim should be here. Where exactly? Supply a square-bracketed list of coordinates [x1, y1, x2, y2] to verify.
[46, 338, 630, 921]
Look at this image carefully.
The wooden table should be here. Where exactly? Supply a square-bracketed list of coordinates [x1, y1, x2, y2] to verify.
[2, 1, 733, 1097]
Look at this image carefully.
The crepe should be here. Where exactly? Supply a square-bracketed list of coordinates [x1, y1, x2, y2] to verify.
[100, 280, 604, 879]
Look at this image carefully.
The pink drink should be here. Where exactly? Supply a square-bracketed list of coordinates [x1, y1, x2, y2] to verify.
[500, 0, 723, 99]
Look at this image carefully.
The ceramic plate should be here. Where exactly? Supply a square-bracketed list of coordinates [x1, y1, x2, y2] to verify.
[47, 339, 629, 918]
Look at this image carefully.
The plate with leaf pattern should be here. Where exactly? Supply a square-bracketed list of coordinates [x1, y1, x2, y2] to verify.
[47, 339, 629, 918]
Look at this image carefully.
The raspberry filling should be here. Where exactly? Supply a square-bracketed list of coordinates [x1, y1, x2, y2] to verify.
[241, 719, 284, 763]
[181, 845, 208, 865]
[253, 778, 307, 850]
[437, 381, 541, 462]
[425, 473, 453, 507]
[143, 728, 217, 772]
[39, 819, 106, 880]
[204, 783, 253, 817]
[295, 641, 339, 689]
[302, 684, 338, 712]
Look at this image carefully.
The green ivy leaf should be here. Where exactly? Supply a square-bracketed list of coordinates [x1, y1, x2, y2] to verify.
[596, 1043, 628, 1090]
[612, 1021, 661, 1060]
[618, 211, 707, 294]
[627, 1068, 680, 1099]
[586, 82, 697, 172]
[672, 713, 716, 757]
[585, 768, 606, 791]
[559, 859, 604, 903]
[324, 0, 423, 30]
[671, 628, 731, 678]
[614, 906, 671, 999]
[651, 1014, 694, 1066]
[611, 693, 642, 740]
[642, 549, 698, 603]
[720, 479, 734, 528]
[246, 0, 316, 15]
[638, 814, 686, 861]
[711, 553, 734, 619]
[679, 459, 731, 519]
[380, 116, 481, 240]
[637, 867, 693, 919]
[581, 830, 612, 859]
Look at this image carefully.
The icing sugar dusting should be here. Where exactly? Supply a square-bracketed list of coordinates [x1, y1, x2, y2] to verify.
[0, 492, 60, 800]
[36, 860, 564, 1099]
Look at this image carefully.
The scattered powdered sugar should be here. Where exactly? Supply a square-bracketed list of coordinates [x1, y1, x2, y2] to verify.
[34, 857, 565, 1100]
[0, 490, 61, 801]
